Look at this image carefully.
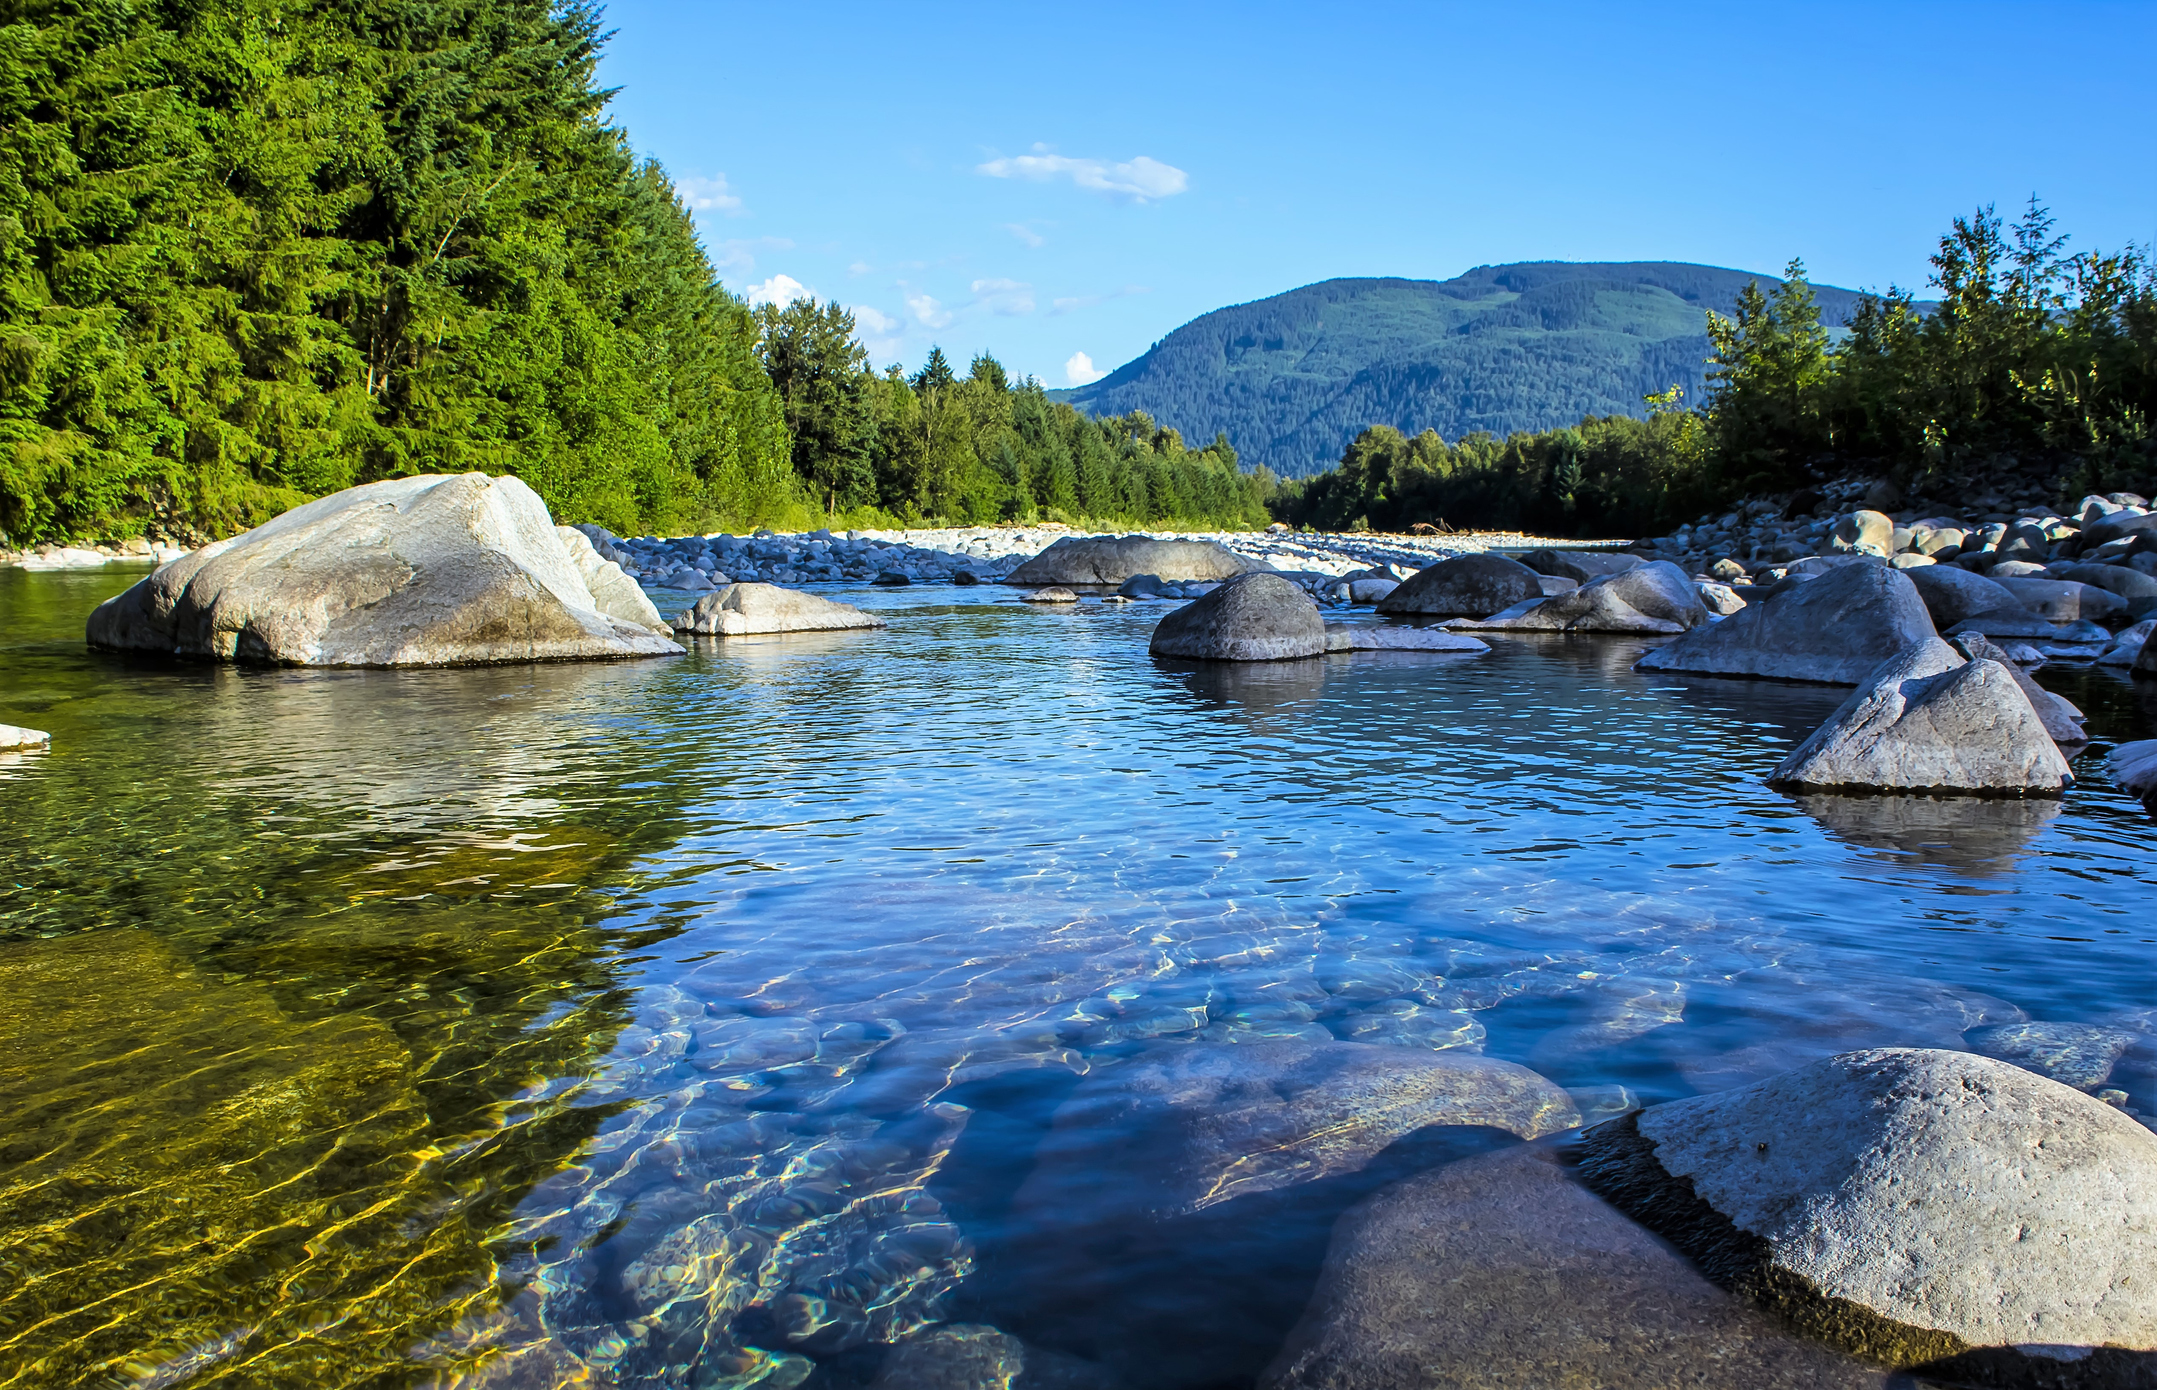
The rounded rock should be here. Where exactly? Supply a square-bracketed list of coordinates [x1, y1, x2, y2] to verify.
[1150, 573, 1325, 661]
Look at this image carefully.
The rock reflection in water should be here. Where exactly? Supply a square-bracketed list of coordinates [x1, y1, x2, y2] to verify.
[1783, 792, 2065, 873]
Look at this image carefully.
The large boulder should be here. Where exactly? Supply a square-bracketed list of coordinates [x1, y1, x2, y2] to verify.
[556, 525, 666, 632]
[1375, 553, 1543, 618]
[2116, 740, 2157, 808]
[1467, 560, 1710, 635]
[1768, 639, 2072, 795]
[1578, 1048, 2157, 1380]
[85, 473, 682, 665]
[2082, 509, 2157, 548]
[2060, 563, 2157, 604]
[1007, 535, 1263, 585]
[1517, 548, 1644, 584]
[1262, 1144, 1890, 1390]
[1997, 576, 2128, 623]
[1634, 562, 1937, 685]
[1150, 573, 1325, 661]
[670, 583, 885, 636]
[1949, 633, 2086, 744]
[1906, 564, 2023, 629]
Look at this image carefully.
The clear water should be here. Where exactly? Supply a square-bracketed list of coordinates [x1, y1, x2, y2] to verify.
[3, 567, 2155, 1389]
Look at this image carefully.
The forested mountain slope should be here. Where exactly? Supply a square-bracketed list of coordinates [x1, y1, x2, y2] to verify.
[1055, 264, 1877, 478]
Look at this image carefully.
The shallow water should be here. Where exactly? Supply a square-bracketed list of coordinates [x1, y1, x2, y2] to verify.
[3, 567, 2155, 1389]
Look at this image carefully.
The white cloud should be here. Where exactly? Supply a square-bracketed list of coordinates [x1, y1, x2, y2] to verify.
[1051, 284, 1152, 315]
[977, 145, 1189, 203]
[710, 236, 794, 275]
[970, 277, 1035, 315]
[1003, 222, 1046, 248]
[678, 174, 744, 216]
[905, 292, 952, 329]
[852, 305, 900, 335]
[1065, 351, 1108, 386]
[848, 260, 874, 275]
[744, 274, 810, 309]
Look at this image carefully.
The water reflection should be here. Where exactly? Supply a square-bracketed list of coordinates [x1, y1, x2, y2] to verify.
[1784, 792, 2064, 873]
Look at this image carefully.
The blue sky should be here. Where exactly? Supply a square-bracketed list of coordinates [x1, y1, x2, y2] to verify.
[598, 1, 2157, 388]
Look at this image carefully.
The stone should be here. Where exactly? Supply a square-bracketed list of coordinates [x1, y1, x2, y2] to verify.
[2081, 509, 2157, 548]
[1577, 1048, 2157, 1379]
[1118, 573, 1166, 598]
[86, 473, 683, 666]
[1711, 556, 1749, 581]
[1023, 587, 1078, 604]
[1698, 581, 1749, 615]
[555, 526, 668, 634]
[1531, 574, 1578, 596]
[1952, 611, 2110, 644]
[1635, 563, 1938, 685]
[1020, 1039, 1579, 1225]
[1767, 639, 2072, 795]
[952, 570, 980, 586]
[1375, 554, 1543, 618]
[1915, 526, 1968, 556]
[1830, 509, 1895, 557]
[1346, 578, 1398, 603]
[1261, 1144, 1889, 1390]
[867, 1325, 1114, 1390]
[670, 583, 885, 637]
[2099, 619, 2156, 666]
[2060, 563, 2157, 603]
[1150, 573, 1326, 662]
[1997, 577, 2127, 623]
[2115, 740, 2157, 805]
[872, 570, 912, 586]
[0, 724, 50, 748]
[1949, 633, 2085, 744]
[1906, 564, 2023, 629]
[1888, 552, 1935, 569]
[1987, 559, 2053, 579]
[1324, 624, 1488, 653]
[1467, 561, 1710, 635]
[17, 546, 110, 570]
[1969, 1021, 2136, 1091]
[1517, 548, 1644, 584]
[1007, 535, 1264, 585]
[1788, 553, 1883, 577]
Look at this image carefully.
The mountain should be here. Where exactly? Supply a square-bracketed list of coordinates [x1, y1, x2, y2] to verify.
[1052, 263, 1879, 478]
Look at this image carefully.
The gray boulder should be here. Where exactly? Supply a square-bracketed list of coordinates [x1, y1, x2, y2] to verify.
[1831, 509, 1896, 557]
[1578, 1048, 2157, 1378]
[1375, 553, 1543, 617]
[1470, 559, 1711, 635]
[2115, 740, 2157, 805]
[86, 473, 682, 665]
[1262, 1144, 1890, 1390]
[2099, 618, 2156, 666]
[2082, 509, 2157, 548]
[2060, 563, 2157, 603]
[1635, 562, 1937, 685]
[1768, 639, 2072, 795]
[1346, 578, 1399, 603]
[670, 583, 885, 636]
[1325, 624, 1487, 653]
[1998, 576, 2127, 623]
[1949, 633, 2086, 744]
[1117, 572, 1166, 598]
[1008, 535, 1263, 585]
[1907, 564, 2023, 629]
[1150, 573, 1325, 661]
[1518, 548, 1644, 583]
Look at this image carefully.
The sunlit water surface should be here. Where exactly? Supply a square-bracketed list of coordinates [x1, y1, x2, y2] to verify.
[3, 567, 2155, 1389]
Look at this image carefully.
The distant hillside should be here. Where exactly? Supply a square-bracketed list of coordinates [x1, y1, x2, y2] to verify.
[1053, 263, 1880, 478]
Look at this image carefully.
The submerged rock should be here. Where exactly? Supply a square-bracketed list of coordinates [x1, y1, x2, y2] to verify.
[1008, 535, 1264, 585]
[1375, 553, 1543, 618]
[670, 583, 885, 637]
[1635, 562, 1937, 685]
[1767, 639, 2072, 796]
[1968, 1020, 2136, 1090]
[1324, 624, 1488, 653]
[1262, 1144, 1889, 1390]
[1023, 587, 1079, 604]
[86, 473, 682, 666]
[1577, 1048, 2157, 1381]
[1149, 573, 1326, 662]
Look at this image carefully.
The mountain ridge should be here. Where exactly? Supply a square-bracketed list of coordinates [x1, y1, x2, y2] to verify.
[1052, 262, 1882, 478]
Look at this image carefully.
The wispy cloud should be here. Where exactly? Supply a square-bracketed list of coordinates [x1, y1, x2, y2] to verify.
[678, 174, 744, 217]
[710, 236, 794, 275]
[905, 291, 952, 329]
[853, 305, 900, 335]
[970, 278, 1035, 316]
[847, 260, 874, 275]
[744, 274, 810, 309]
[1003, 222, 1046, 248]
[977, 145, 1189, 204]
[1064, 351, 1108, 386]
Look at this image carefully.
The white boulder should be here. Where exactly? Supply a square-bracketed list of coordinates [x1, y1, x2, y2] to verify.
[670, 583, 885, 636]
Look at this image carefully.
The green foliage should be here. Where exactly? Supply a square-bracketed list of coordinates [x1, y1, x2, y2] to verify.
[0, 0, 793, 547]
[1055, 264, 1876, 479]
[752, 300, 1274, 531]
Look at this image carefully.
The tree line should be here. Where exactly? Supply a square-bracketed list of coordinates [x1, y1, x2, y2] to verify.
[0, 0, 1271, 548]
[1273, 201, 2157, 535]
